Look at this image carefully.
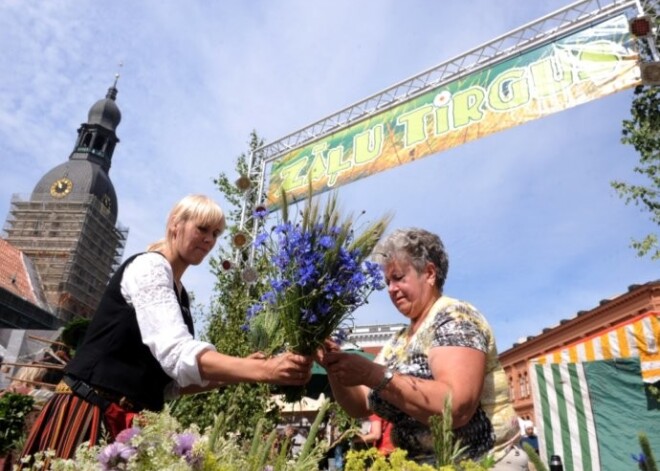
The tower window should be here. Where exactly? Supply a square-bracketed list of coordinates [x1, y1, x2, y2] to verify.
[92, 135, 104, 152]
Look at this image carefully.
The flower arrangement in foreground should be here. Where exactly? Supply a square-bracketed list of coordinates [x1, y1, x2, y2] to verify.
[20, 403, 329, 471]
[245, 190, 390, 399]
[18, 398, 499, 471]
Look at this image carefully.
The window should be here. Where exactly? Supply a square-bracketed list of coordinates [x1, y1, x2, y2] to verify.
[519, 372, 530, 398]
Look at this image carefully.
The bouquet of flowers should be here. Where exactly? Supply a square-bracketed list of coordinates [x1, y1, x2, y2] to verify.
[245, 190, 391, 400]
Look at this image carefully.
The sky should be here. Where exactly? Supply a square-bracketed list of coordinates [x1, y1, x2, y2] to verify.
[0, 1, 657, 353]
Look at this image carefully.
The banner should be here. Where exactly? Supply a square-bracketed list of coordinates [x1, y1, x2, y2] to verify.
[266, 14, 641, 206]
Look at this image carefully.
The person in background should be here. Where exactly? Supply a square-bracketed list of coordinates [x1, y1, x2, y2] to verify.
[21, 194, 313, 463]
[4, 363, 48, 395]
[519, 421, 539, 454]
[354, 413, 395, 456]
[317, 228, 527, 469]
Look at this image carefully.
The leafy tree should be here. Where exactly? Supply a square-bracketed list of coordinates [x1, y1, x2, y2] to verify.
[613, 11, 660, 259]
[171, 131, 279, 436]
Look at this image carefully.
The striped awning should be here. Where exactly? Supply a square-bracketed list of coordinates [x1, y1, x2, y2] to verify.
[532, 312, 659, 383]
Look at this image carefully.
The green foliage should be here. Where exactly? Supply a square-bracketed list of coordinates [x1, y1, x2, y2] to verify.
[170, 131, 278, 437]
[429, 396, 467, 466]
[521, 442, 547, 471]
[344, 397, 493, 470]
[614, 11, 660, 260]
[60, 317, 90, 350]
[638, 432, 659, 471]
[0, 392, 35, 455]
[344, 447, 492, 471]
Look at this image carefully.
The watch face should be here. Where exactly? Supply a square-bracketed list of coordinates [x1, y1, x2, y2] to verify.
[50, 178, 73, 198]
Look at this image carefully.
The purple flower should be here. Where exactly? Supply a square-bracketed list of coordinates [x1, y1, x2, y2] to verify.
[253, 207, 268, 219]
[173, 432, 200, 464]
[98, 442, 136, 470]
[115, 427, 140, 444]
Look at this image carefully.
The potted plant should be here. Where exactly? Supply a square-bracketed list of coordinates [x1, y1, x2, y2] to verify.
[0, 392, 35, 470]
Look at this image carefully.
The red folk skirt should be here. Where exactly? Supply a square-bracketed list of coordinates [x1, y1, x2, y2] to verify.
[19, 384, 139, 467]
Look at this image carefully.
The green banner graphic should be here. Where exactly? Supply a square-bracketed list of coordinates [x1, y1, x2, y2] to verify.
[267, 14, 640, 206]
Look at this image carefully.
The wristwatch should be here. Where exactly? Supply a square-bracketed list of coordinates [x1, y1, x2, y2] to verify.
[372, 367, 394, 393]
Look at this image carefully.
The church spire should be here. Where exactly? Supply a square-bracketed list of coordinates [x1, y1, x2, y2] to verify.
[106, 72, 120, 100]
[68, 75, 122, 174]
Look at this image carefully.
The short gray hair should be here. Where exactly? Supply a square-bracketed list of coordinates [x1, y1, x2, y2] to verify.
[372, 228, 449, 293]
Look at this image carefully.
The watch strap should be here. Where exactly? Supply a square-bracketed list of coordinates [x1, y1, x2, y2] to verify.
[372, 368, 394, 393]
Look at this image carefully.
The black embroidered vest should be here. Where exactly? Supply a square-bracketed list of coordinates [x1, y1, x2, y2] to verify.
[65, 252, 194, 411]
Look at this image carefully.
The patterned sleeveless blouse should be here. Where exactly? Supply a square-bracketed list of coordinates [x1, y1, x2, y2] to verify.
[369, 296, 520, 462]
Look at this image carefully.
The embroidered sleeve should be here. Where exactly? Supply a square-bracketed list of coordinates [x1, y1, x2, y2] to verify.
[121, 253, 216, 388]
[430, 301, 489, 353]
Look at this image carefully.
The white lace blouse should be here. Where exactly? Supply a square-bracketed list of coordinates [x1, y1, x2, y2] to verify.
[120, 252, 216, 396]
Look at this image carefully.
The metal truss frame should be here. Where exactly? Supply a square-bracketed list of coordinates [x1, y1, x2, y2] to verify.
[255, 0, 644, 165]
[236, 0, 652, 246]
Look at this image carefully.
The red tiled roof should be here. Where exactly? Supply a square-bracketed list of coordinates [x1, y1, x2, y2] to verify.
[0, 238, 40, 305]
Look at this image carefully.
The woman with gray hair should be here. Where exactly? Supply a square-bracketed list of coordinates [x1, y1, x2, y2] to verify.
[319, 228, 526, 469]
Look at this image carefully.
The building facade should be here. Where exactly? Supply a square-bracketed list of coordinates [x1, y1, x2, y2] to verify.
[499, 280, 660, 422]
[2, 80, 128, 321]
[347, 322, 406, 356]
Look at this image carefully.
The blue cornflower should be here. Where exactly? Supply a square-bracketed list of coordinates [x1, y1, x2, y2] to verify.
[273, 252, 290, 270]
[323, 280, 344, 299]
[260, 291, 277, 304]
[317, 302, 331, 316]
[302, 309, 319, 324]
[330, 327, 351, 345]
[318, 235, 334, 249]
[296, 263, 318, 287]
[271, 278, 291, 293]
[273, 222, 292, 235]
[247, 303, 264, 319]
[350, 271, 367, 287]
[254, 232, 269, 248]
[631, 453, 646, 465]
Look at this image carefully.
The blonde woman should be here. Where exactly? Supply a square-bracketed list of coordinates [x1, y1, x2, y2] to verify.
[21, 194, 312, 461]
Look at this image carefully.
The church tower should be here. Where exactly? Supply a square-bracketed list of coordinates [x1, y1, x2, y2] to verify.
[3, 78, 129, 321]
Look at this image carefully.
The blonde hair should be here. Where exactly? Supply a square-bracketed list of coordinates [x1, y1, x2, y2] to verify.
[147, 194, 226, 252]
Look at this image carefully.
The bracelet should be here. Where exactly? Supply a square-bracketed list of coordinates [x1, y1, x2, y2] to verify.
[372, 367, 394, 393]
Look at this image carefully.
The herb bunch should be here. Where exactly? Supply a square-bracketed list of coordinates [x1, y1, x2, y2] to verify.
[246, 189, 390, 374]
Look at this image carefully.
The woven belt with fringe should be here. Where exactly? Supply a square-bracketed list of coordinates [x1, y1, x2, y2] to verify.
[57, 375, 143, 412]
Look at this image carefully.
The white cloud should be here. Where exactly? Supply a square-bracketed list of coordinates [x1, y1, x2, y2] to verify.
[0, 0, 656, 353]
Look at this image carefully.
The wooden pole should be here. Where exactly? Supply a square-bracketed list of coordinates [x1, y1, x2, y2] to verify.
[27, 335, 68, 348]
[5, 376, 57, 389]
[1, 361, 64, 370]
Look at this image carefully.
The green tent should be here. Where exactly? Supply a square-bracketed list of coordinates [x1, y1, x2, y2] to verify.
[529, 312, 660, 470]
